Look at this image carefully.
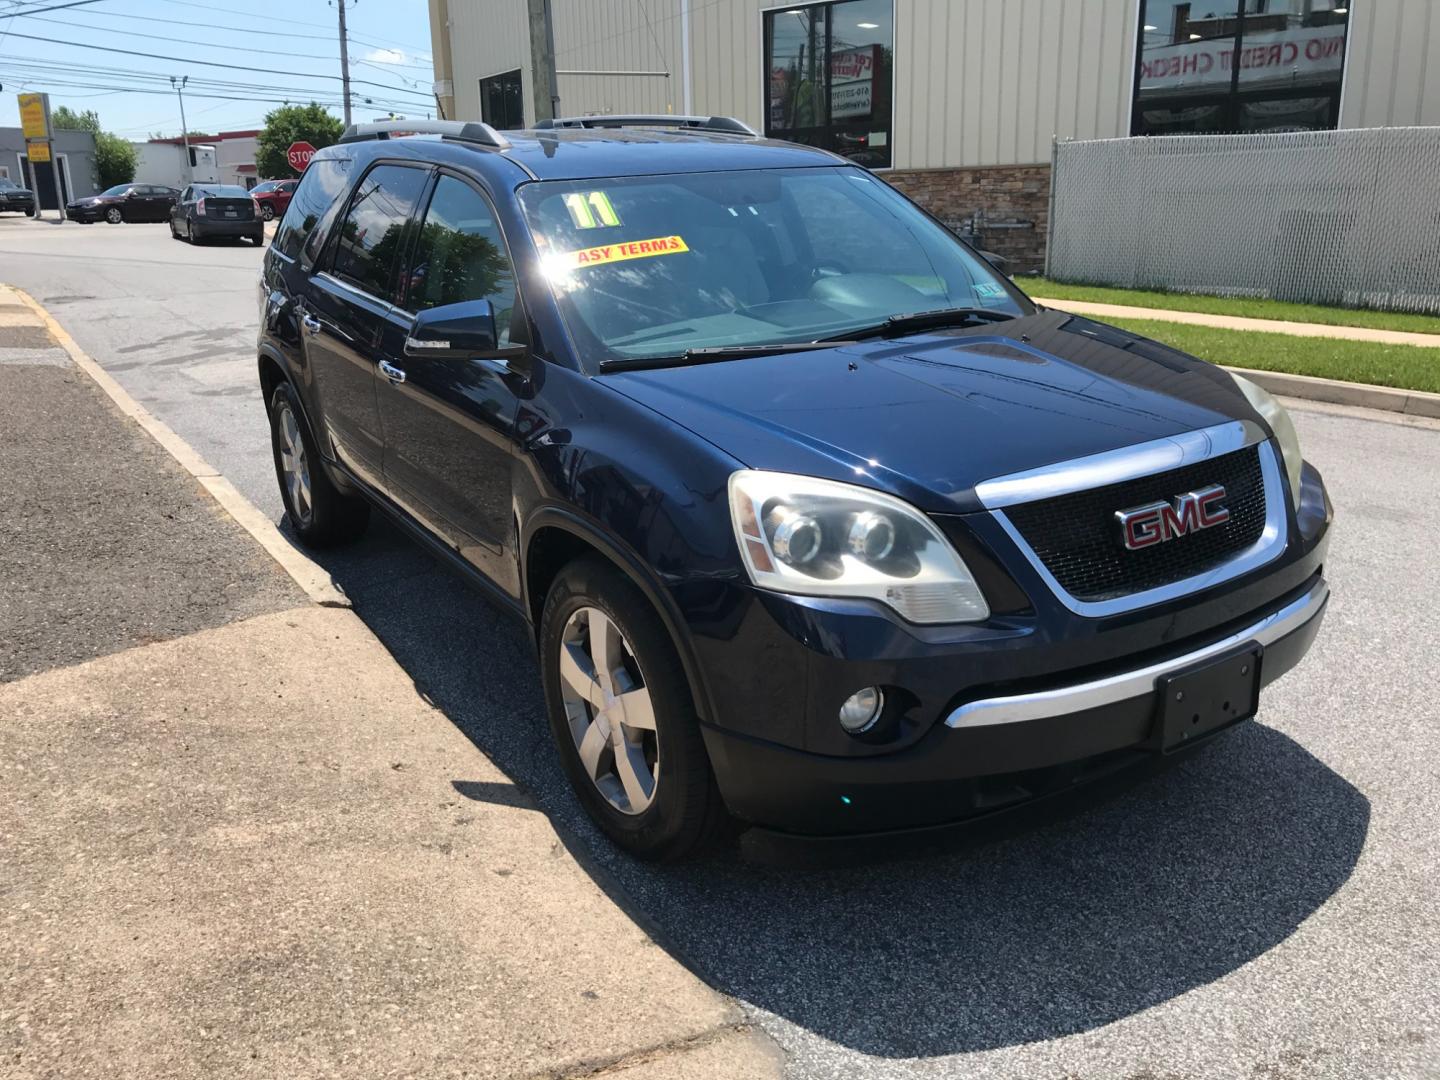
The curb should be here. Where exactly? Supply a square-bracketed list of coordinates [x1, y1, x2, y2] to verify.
[1224, 365, 1440, 420]
[8, 285, 351, 609]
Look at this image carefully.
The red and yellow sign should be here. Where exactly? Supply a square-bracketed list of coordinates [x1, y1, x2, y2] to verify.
[559, 234, 689, 270]
[18, 93, 49, 140]
[27, 141, 51, 164]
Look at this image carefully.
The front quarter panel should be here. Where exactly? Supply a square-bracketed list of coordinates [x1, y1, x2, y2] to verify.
[515, 363, 758, 732]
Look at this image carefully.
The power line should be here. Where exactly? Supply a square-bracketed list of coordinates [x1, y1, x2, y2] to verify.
[18, 11, 352, 62]
[148, 0, 433, 56]
[0, 27, 435, 100]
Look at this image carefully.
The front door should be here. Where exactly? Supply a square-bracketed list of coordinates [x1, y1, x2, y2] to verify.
[376, 172, 526, 593]
[303, 161, 431, 487]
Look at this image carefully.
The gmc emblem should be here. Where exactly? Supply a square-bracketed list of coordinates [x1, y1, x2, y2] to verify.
[1115, 485, 1230, 551]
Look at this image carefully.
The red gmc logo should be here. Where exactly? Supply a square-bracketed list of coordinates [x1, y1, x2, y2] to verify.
[1115, 485, 1230, 551]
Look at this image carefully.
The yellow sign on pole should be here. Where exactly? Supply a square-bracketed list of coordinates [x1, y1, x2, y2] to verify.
[18, 93, 49, 140]
[28, 141, 52, 164]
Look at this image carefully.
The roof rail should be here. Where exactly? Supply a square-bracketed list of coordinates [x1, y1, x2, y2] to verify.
[338, 119, 511, 149]
[534, 114, 757, 136]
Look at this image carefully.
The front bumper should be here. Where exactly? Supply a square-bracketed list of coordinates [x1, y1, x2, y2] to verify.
[702, 575, 1328, 838]
[66, 206, 103, 221]
[2, 199, 34, 213]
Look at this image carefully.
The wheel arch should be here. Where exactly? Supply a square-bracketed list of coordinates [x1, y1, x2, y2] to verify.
[522, 508, 716, 726]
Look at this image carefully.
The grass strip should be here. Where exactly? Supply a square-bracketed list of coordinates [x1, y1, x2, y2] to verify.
[1106, 317, 1440, 395]
[1026, 278, 1440, 338]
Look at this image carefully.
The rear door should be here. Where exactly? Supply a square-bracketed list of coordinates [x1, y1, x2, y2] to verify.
[301, 161, 431, 487]
[376, 171, 525, 587]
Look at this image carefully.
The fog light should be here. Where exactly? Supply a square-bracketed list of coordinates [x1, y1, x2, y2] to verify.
[838, 686, 884, 734]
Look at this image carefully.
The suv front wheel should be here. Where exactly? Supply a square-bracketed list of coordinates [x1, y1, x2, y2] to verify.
[267, 381, 370, 546]
[540, 557, 727, 860]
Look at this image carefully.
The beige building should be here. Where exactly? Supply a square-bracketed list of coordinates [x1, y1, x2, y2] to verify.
[427, 0, 1440, 270]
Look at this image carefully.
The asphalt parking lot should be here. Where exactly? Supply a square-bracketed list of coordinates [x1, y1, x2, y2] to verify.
[3, 217, 1437, 1078]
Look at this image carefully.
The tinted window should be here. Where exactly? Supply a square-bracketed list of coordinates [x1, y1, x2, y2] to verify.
[404, 175, 517, 341]
[275, 157, 352, 261]
[764, 0, 893, 169]
[330, 164, 430, 301]
[101, 185, 131, 196]
[281, 181, 298, 193]
[195, 185, 251, 198]
[1133, 1, 1349, 135]
[480, 69, 523, 129]
[253, 181, 276, 193]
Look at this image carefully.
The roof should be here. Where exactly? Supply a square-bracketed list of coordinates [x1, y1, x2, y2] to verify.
[500, 128, 842, 181]
[321, 126, 846, 185]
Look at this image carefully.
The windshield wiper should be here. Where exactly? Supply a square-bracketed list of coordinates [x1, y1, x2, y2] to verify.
[824, 307, 1018, 342]
[598, 341, 854, 373]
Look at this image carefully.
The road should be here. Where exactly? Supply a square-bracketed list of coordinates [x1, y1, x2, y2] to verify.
[4, 217, 1438, 1079]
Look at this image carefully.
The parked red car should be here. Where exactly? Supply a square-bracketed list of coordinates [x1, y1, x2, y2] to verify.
[250, 179, 298, 221]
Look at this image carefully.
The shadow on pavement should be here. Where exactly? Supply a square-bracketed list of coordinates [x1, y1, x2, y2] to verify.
[308, 516, 1370, 1058]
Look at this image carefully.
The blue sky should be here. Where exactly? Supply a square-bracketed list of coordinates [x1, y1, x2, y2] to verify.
[0, 0, 435, 138]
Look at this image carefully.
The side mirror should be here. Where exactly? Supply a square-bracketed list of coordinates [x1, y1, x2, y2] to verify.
[405, 299, 526, 362]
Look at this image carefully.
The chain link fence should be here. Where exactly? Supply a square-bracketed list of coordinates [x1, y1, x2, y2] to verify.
[1047, 127, 1440, 314]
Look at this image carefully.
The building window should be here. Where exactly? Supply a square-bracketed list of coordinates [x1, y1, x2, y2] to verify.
[1134, 1, 1350, 136]
[764, 0, 893, 169]
[480, 69, 524, 130]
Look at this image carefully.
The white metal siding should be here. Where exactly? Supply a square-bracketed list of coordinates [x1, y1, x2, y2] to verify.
[443, 0, 1440, 165]
[1340, 0, 1440, 129]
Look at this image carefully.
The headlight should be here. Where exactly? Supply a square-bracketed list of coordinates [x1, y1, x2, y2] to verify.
[728, 470, 990, 624]
[1231, 374, 1303, 505]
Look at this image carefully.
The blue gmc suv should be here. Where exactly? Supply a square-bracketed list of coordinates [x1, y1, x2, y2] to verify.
[257, 117, 1332, 860]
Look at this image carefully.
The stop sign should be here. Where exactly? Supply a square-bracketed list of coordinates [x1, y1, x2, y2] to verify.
[286, 141, 317, 172]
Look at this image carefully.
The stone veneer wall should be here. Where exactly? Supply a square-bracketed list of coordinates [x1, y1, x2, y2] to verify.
[882, 163, 1052, 275]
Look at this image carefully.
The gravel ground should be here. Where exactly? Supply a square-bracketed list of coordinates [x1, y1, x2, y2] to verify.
[3, 222, 1437, 1078]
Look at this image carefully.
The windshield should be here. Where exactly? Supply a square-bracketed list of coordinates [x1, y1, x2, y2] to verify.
[196, 185, 251, 198]
[0, 179, 17, 191]
[101, 185, 132, 196]
[520, 166, 1028, 365]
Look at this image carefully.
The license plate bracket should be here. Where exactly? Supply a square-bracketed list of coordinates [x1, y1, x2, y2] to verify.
[1154, 644, 1262, 753]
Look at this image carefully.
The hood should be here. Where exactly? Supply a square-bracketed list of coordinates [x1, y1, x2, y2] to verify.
[600, 309, 1258, 514]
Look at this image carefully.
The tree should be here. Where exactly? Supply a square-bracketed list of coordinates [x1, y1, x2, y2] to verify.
[52, 106, 101, 133]
[94, 132, 139, 189]
[256, 103, 344, 179]
[52, 106, 137, 187]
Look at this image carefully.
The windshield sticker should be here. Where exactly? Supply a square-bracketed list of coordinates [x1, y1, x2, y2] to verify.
[974, 282, 1008, 300]
[563, 190, 622, 229]
[559, 234, 689, 269]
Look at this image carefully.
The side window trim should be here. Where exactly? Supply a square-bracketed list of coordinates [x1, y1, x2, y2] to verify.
[397, 167, 525, 328]
[319, 159, 433, 305]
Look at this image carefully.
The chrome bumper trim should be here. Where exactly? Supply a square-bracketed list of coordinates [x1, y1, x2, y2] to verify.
[945, 579, 1328, 729]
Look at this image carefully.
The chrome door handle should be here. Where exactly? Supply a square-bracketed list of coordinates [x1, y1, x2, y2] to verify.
[378, 360, 407, 385]
[300, 313, 321, 335]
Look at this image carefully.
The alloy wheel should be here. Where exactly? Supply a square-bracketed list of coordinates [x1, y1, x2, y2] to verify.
[558, 606, 659, 815]
[105, 208, 122, 224]
[275, 400, 313, 527]
[262, 204, 275, 221]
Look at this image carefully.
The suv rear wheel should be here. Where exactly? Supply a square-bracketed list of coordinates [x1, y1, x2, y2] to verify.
[267, 381, 369, 546]
[540, 557, 727, 860]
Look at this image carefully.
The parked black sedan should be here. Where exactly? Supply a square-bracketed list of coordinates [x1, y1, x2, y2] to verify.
[66, 183, 178, 223]
[170, 184, 263, 245]
[0, 178, 36, 215]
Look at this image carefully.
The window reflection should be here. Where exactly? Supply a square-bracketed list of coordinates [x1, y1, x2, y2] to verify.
[405, 175, 517, 343]
[764, 0, 893, 169]
[1134, 1, 1349, 135]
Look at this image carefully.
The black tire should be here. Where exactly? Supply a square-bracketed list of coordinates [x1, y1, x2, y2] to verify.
[540, 556, 728, 861]
[169, 219, 180, 240]
[189, 221, 203, 244]
[266, 381, 369, 547]
[104, 207, 123, 224]
[261, 203, 275, 221]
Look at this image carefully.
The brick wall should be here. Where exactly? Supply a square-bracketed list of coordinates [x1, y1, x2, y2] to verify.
[882, 163, 1052, 275]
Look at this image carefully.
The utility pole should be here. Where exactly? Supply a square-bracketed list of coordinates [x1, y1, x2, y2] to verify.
[170, 76, 193, 185]
[526, 0, 559, 122]
[335, 0, 353, 126]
